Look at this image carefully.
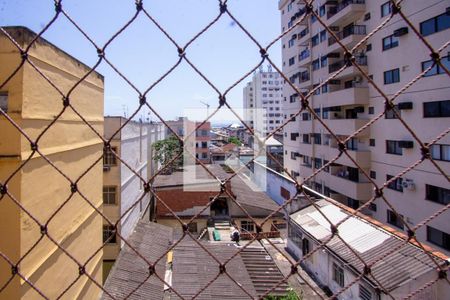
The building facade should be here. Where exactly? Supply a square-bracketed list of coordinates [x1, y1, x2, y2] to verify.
[165, 117, 211, 164]
[103, 117, 165, 280]
[287, 200, 449, 300]
[243, 65, 284, 137]
[0, 27, 104, 299]
[279, 0, 450, 254]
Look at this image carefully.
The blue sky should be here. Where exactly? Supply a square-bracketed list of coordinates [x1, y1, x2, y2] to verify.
[1, 0, 282, 123]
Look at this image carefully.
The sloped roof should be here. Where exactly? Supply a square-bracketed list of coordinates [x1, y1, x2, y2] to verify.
[153, 165, 281, 213]
[102, 222, 172, 299]
[290, 200, 449, 292]
[102, 221, 257, 299]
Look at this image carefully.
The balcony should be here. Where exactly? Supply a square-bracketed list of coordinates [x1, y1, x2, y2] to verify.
[335, 149, 371, 168]
[298, 50, 312, 67]
[324, 118, 370, 136]
[327, 25, 366, 53]
[328, 172, 372, 200]
[328, 55, 368, 78]
[297, 27, 310, 46]
[326, 87, 369, 106]
[327, 0, 366, 27]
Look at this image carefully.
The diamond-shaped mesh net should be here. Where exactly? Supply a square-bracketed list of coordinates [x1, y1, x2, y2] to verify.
[0, 0, 449, 299]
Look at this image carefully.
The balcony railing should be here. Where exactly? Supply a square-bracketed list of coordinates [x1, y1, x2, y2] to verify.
[328, 25, 366, 46]
[328, 55, 367, 73]
[299, 49, 310, 61]
[327, 0, 366, 19]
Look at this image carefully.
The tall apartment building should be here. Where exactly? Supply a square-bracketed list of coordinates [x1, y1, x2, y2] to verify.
[279, 0, 450, 254]
[0, 27, 104, 298]
[243, 65, 284, 137]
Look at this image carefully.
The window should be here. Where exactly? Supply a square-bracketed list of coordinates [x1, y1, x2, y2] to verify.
[241, 220, 255, 232]
[386, 140, 402, 155]
[381, 1, 392, 17]
[430, 144, 450, 162]
[369, 203, 377, 212]
[427, 226, 450, 251]
[366, 43, 372, 52]
[302, 134, 310, 144]
[103, 186, 117, 205]
[370, 170, 376, 179]
[314, 158, 322, 169]
[364, 12, 371, 21]
[287, 2, 292, 12]
[280, 186, 291, 200]
[201, 152, 208, 159]
[359, 285, 372, 300]
[347, 198, 359, 209]
[201, 141, 207, 148]
[320, 56, 327, 68]
[188, 222, 197, 233]
[319, 5, 325, 17]
[289, 56, 295, 66]
[423, 100, 450, 118]
[312, 133, 321, 145]
[104, 147, 117, 166]
[319, 30, 326, 43]
[0, 92, 8, 112]
[288, 39, 294, 47]
[422, 56, 450, 77]
[384, 68, 400, 84]
[426, 184, 450, 205]
[332, 263, 344, 287]
[368, 106, 374, 114]
[369, 139, 375, 147]
[382, 34, 399, 50]
[386, 175, 403, 192]
[311, 34, 319, 47]
[385, 105, 400, 119]
[103, 225, 117, 243]
[420, 12, 450, 36]
[387, 209, 404, 229]
[288, 220, 303, 249]
[302, 238, 310, 255]
[312, 59, 320, 71]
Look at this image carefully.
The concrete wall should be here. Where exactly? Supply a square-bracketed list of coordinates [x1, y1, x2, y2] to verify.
[0, 27, 104, 299]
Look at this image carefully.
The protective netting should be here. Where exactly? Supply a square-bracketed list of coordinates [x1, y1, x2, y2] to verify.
[0, 0, 449, 299]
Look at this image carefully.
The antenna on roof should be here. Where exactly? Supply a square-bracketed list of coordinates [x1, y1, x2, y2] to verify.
[200, 100, 210, 118]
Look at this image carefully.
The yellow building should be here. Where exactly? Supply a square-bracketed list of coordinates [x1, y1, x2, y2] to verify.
[0, 27, 104, 299]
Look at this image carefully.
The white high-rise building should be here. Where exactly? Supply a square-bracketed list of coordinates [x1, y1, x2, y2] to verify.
[243, 65, 284, 137]
[279, 0, 450, 255]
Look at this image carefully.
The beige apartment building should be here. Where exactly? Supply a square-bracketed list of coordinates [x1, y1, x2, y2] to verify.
[0, 27, 104, 298]
[279, 0, 450, 254]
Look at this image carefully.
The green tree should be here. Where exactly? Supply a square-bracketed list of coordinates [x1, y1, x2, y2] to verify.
[153, 135, 182, 173]
[228, 136, 241, 146]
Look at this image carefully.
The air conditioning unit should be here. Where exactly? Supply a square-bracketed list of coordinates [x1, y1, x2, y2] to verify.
[399, 140, 414, 149]
[398, 102, 413, 110]
[402, 179, 415, 191]
[393, 27, 409, 37]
